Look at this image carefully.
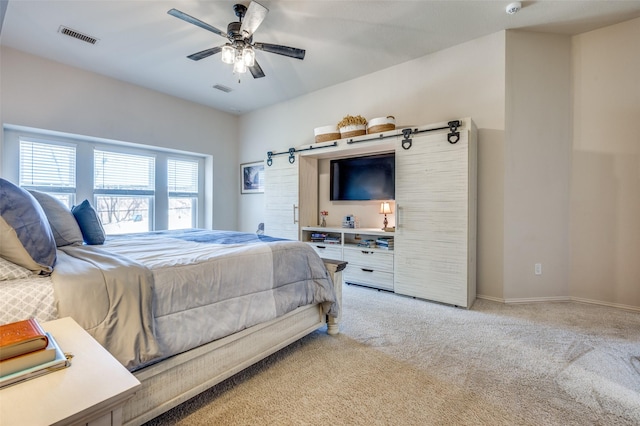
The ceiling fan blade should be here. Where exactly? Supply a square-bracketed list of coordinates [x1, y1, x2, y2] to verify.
[249, 60, 266, 79]
[240, 1, 268, 38]
[168, 8, 227, 39]
[187, 46, 223, 61]
[253, 42, 305, 60]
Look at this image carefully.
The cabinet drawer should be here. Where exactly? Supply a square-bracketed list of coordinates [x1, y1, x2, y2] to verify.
[344, 265, 394, 291]
[308, 243, 342, 261]
[343, 248, 393, 272]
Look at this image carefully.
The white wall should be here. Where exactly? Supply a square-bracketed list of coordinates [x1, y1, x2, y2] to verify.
[570, 17, 640, 309]
[0, 47, 239, 230]
[239, 31, 507, 300]
[504, 31, 573, 302]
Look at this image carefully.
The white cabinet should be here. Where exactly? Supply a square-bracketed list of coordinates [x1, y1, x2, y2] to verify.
[343, 247, 394, 291]
[264, 154, 317, 240]
[302, 227, 395, 291]
[394, 123, 477, 307]
[269, 118, 477, 307]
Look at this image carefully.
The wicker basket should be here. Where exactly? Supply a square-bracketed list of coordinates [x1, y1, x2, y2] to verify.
[367, 116, 396, 134]
[339, 124, 366, 138]
[314, 125, 341, 143]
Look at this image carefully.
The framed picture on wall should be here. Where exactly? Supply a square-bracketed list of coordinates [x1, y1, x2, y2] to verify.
[240, 161, 265, 194]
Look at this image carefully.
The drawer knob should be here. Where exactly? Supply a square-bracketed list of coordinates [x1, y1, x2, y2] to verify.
[361, 268, 374, 273]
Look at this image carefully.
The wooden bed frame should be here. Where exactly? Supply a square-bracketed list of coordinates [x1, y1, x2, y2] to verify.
[123, 259, 345, 426]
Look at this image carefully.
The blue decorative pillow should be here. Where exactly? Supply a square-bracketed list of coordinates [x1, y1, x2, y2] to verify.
[72, 200, 106, 245]
[29, 190, 84, 247]
[0, 178, 57, 274]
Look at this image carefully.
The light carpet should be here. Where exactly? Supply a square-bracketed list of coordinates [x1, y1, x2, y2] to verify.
[144, 284, 640, 425]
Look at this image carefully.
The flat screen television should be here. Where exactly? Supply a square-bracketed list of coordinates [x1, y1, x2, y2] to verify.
[330, 153, 395, 201]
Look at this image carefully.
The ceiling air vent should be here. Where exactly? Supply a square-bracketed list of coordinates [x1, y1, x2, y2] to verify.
[213, 84, 232, 93]
[58, 26, 99, 45]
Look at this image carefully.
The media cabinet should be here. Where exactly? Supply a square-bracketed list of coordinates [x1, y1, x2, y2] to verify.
[302, 227, 395, 291]
[265, 118, 477, 308]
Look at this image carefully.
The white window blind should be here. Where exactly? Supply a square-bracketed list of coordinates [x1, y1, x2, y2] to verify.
[19, 139, 76, 191]
[168, 158, 198, 230]
[94, 150, 155, 193]
[168, 158, 198, 195]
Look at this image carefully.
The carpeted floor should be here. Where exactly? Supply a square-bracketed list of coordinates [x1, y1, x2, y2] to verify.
[144, 284, 640, 425]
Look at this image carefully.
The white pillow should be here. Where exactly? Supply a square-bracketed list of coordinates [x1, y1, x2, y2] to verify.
[0, 257, 32, 281]
[29, 190, 84, 247]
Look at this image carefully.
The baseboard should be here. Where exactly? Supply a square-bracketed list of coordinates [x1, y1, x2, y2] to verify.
[476, 294, 505, 303]
[476, 294, 640, 313]
[570, 296, 640, 313]
[503, 296, 571, 304]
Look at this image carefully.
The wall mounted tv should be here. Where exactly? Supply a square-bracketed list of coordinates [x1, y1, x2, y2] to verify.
[330, 153, 395, 201]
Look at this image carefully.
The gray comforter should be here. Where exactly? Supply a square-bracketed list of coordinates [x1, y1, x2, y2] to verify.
[52, 230, 337, 370]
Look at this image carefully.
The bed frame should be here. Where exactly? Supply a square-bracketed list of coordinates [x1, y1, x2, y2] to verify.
[122, 259, 345, 426]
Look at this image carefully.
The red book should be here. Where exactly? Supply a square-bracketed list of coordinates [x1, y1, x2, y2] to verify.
[0, 318, 49, 361]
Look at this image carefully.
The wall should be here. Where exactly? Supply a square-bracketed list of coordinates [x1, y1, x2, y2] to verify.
[570, 17, 640, 309]
[504, 31, 573, 302]
[0, 47, 239, 230]
[239, 31, 506, 300]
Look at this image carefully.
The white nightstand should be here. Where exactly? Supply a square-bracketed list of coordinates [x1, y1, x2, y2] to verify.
[0, 317, 141, 426]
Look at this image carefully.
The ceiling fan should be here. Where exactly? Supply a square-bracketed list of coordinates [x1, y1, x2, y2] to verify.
[168, 1, 305, 79]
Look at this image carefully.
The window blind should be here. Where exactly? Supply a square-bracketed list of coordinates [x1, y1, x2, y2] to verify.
[168, 158, 198, 195]
[94, 150, 155, 193]
[19, 139, 76, 191]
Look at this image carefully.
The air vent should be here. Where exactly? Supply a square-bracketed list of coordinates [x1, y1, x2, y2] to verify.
[58, 26, 99, 45]
[213, 84, 232, 93]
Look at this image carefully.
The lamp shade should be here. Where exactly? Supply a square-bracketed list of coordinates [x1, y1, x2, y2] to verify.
[233, 57, 247, 74]
[379, 202, 392, 215]
[242, 47, 255, 67]
[221, 45, 235, 64]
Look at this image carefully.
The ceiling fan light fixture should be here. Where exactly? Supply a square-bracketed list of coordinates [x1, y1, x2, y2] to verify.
[221, 45, 235, 64]
[233, 58, 248, 74]
[242, 48, 255, 67]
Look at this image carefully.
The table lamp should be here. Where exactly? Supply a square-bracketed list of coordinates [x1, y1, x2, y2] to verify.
[379, 202, 392, 229]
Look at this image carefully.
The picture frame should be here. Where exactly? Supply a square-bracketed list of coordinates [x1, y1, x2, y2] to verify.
[240, 161, 265, 194]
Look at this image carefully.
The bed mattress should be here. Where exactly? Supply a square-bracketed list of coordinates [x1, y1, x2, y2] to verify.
[52, 229, 337, 370]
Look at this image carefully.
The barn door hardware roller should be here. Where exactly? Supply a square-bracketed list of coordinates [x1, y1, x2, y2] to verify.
[400, 119, 463, 150]
[265, 141, 337, 166]
[447, 120, 461, 144]
[401, 128, 413, 150]
[265, 148, 296, 166]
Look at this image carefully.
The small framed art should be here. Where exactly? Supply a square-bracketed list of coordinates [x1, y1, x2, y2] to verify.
[240, 161, 265, 194]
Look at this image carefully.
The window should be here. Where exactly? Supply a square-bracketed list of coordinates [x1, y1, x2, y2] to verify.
[19, 139, 76, 207]
[7, 129, 207, 234]
[168, 158, 198, 230]
[94, 150, 155, 235]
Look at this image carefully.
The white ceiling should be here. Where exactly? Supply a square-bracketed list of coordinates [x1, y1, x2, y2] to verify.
[2, 1, 640, 115]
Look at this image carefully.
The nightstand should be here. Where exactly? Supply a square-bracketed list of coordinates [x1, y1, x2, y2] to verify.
[0, 317, 141, 426]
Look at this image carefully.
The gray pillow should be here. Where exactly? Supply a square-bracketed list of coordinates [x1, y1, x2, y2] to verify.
[72, 200, 106, 245]
[0, 178, 57, 274]
[29, 190, 84, 247]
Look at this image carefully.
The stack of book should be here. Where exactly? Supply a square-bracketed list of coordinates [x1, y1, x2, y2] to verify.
[310, 232, 328, 242]
[357, 239, 376, 248]
[376, 237, 395, 250]
[0, 318, 69, 388]
[323, 236, 341, 244]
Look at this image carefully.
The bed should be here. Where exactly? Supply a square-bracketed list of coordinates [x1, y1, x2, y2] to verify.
[0, 179, 344, 425]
